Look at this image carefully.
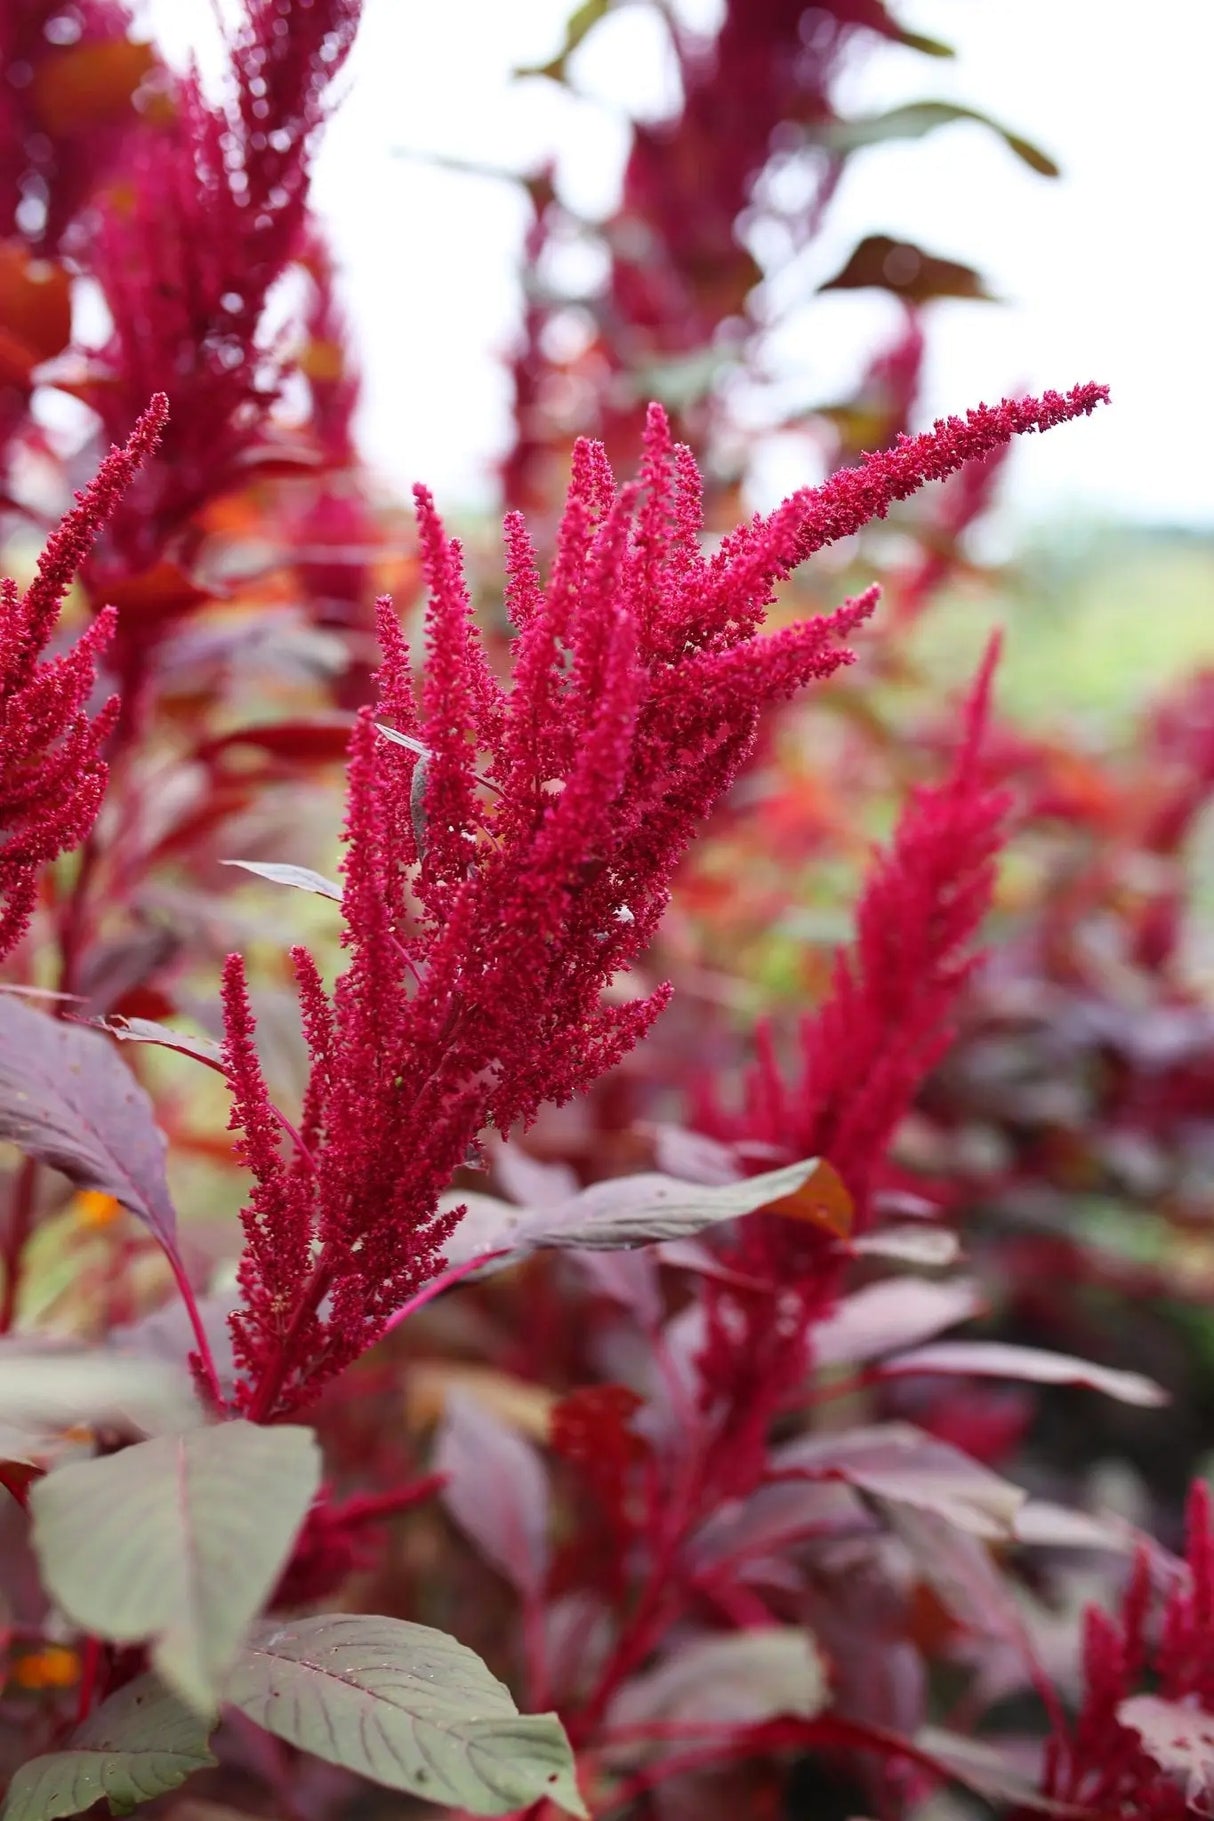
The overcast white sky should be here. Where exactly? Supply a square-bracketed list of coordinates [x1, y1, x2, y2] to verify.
[144, 0, 1212, 531]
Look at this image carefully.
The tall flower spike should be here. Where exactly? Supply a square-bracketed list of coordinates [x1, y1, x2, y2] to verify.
[228, 387, 1107, 1416]
[708, 635, 1010, 1232]
[0, 397, 167, 962]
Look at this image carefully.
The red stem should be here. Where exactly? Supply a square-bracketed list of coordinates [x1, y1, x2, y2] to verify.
[334, 1474, 447, 1526]
[0, 1157, 38, 1333]
[75, 1637, 103, 1726]
[379, 1249, 505, 1339]
[163, 1246, 224, 1411]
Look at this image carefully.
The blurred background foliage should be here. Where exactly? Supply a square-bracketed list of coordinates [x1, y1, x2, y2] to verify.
[3, 0, 1214, 1813]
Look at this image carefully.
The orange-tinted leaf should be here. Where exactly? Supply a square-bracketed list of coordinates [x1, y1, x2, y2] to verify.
[33, 37, 158, 138]
[12, 1645, 80, 1690]
[101, 561, 211, 621]
[763, 1158, 854, 1239]
[0, 244, 72, 370]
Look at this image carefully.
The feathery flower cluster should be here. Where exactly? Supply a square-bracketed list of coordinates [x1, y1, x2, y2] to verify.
[1026, 1480, 1214, 1818]
[725, 637, 1010, 1226]
[84, 0, 361, 566]
[0, 395, 167, 959]
[223, 384, 1107, 1418]
[692, 637, 1010, 1493]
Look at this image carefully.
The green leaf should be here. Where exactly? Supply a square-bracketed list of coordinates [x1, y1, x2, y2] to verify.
[30, 1422, 320, 1714]
[1, 1675, 214, 1821]
[0, 1340, 204, 1453]
[224, 1614, 587, 1817]
[818, 101, 1059, 177]
[514, 0, 612, 83]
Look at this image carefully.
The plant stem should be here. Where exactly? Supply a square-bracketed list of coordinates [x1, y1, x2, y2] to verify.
[0, 1157, 39, 1333]
[379, 1248, 505, 1339]
[163, 1245, 224, 1410]
[334, 1474, 447, 1526]
[75, 1637, 103, 1725]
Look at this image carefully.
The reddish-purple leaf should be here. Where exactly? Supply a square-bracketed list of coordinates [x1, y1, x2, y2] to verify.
[886, 1505, 1029, 1647]
[606, 1630, 828, 1734]
[771, 1422, 1025, 1538]
[1013, 1501, 1132, 1551]
[853, 1227, 959, 1267]
[98, 1017, 227, 1074]
[914, 1727, 1085, 1815]
[877, 1341, 1167, 1407]
[812, 1278, 985, 1368]
[488, 1137, 578, 1210]
[433, 1391, 550, 1598]
[687, 1480, 871, 1574]
[650, 1125, 739, 1186]
[0, 997, 179, 1254]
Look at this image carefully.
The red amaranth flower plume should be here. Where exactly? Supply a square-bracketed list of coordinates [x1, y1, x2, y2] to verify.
[721, 634, 1011, 1227]
[1022, 1480, 1214, 1818]
[83, 0, 360, 567]
[0, 395, 167, 960]
[224, 384, 1107, 1418]
[691, 638, 1011, 1494]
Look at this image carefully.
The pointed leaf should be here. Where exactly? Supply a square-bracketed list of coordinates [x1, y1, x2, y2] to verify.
[1014, 1501, 1132, 1551]
[853, 1227, 959, 1266]
[886, 1505, 1027, 1645]
[1, 1674, 214, 1821]
[819, 103, 1059, 176]
[223, 1614, 587, 1816]
[607, 1630, 828, 1733]
[373, 722, 429, 758]
[444, 1159, 832, 1267]
[435, 1391, 550, 1597]
[772, 1422, 1025, 1538]
[30, 1422, 321, 1713]
[99, 1017, 227, 1073]
[878, 1341, 1167, 1407]
[819, 234, 996, 305]
[763, 1158, 853, 1239]
[220, 860, 342, 901]
[514, 0, 611, 83]
[914, 1727, 1084, 1815]
[0, 996, 179, 1252]
[813, 1278, 984, 1368]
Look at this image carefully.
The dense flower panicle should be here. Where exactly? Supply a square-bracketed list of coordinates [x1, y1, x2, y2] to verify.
[84, 0, 360, 566]
[691, 641, 1011, 1495]
[225, 387, 1107, 1414]
[1025, 1480, 1214, 1818]
[713, 636, 1010, 1229]
[0, 397, 167, 960]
